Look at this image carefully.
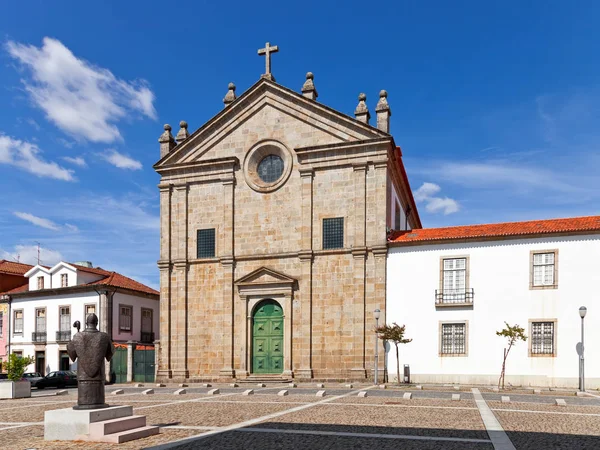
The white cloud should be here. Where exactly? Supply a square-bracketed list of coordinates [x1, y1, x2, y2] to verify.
[0, 244, 63, 266]
[65, 223, 79, 232]
[6, 37, 157, 143]
[0, 134, 74, 181]
[413, 182, 460, 215]
[14, 212, 60, 230]
[102, 149, 142, 170]
[62, 156, 86, 167]
[414, 182, 441, 202]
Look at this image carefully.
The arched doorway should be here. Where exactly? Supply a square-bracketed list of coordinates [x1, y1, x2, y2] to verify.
[252, 299, 283, 374]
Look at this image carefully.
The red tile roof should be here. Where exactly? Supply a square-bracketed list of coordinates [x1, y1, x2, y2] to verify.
[389, 215, 600, 245]
[1, 263, 158, 297]
[0, 260, 34, 276]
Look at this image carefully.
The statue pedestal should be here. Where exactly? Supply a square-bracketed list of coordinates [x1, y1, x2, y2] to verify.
[44, 405, 159, 443]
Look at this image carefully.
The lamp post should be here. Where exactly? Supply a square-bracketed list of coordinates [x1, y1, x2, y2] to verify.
[374, 309, 381, 385]
[579, 306, 587, 392]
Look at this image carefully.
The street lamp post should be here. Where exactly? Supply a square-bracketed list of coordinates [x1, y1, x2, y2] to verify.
[579, 306, 587, 392]
[374, 309, 381, 385]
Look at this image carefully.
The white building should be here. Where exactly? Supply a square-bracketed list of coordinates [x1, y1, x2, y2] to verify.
[0, 261, 159, 380]
[386, 216, 600, 389]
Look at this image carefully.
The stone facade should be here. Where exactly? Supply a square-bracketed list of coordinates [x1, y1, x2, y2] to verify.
[154, 78, 420, 381]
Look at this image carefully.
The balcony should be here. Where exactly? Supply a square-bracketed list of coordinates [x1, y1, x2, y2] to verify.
[32, 332, 47, 343]
[435, 288, 474, 307]
[56, 330, 71, 342]
[140, 332, 155, 343]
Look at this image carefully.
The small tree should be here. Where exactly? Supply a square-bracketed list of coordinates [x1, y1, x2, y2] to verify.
[496, 322, 527, 389]
[376, 323, 412, 385]
[2, 353, 35, 381]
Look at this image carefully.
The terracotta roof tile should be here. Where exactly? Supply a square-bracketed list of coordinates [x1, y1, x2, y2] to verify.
[0, 260, 34, 276]
[389, 215, 600, 244]
[2, 283, 30, 295]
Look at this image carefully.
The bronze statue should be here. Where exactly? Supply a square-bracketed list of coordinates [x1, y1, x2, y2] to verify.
[67, 313, 115, 410]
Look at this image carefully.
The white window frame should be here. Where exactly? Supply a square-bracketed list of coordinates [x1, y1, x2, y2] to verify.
[119, 305, 132, 333]
[13, 309, 23, 335]
[61, 273, 68, 287]
[530, 250, 558, 289]
[37, 276, 44, 290]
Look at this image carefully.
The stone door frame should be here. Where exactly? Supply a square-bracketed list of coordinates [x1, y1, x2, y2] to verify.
[235, 267, 296, 378]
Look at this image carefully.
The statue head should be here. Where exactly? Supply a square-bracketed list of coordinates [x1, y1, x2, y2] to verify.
[73, 320, 81, 332]
[85, 313, 99, 331]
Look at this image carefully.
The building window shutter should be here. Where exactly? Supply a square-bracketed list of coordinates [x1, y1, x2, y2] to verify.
[60, 307, 71, 332]
[119, 306, 132, 332]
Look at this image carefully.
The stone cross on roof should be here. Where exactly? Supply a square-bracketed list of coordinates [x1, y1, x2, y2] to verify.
[258, 42, 279, 81]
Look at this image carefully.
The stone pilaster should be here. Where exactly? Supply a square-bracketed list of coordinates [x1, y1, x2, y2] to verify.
[158, 184, 172, 262]
[371, 245, 388, 379]
[283, 293, 294, 378]
[126, 341, 134, 382]
[220, 177, 235, 378]
[157, 261, 172, 379]
[297, 168, 314, 378]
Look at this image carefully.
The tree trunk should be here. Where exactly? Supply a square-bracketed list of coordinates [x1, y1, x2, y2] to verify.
[395, 344, 400, 385]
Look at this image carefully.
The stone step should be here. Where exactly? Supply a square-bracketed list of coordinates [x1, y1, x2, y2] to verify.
[100, 425, 159, 444]
[89, 415, 146, 437]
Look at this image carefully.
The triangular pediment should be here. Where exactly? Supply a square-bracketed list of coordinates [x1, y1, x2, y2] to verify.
[235, 267, 296, 286]
[154, 78, 389, 169]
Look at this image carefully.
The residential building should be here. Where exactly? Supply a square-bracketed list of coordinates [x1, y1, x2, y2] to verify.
[0, 261, 159, 381]
[0, 260, 32, 367]
[386, 216, 600, 388]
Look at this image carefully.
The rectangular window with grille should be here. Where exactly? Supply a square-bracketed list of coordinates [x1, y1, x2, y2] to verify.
[61, 273, 68, 287]
[531, 321, 555, 355]
[37, 276, 44, 290]
[323, 217, 344, 249]
[440, 323, 467, 355]
[119, 305, 132, 332]
[532, 252, 556, 287]
[59, 307, 70, 332]
[13, 310, 23, 334]
[197, 228, 216, 258]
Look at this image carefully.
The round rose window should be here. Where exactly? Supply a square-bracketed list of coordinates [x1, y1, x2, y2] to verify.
[257, 154, 284, 183]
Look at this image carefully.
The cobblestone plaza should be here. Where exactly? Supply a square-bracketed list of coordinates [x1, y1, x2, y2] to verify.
[2, 384, 600, 449]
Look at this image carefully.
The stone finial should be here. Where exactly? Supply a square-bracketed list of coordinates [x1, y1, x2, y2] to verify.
[223, 82, 237, 107]
[158, 124, 176, 158]
[302, 72, 318, 100]
[354, 93, 370, 124]
[375, 90, 392, 133]
[176, 121, 190, 142]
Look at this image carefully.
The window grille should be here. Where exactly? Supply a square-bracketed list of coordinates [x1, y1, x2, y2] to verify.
[61, 273, 68, 287]
[14, 310, 23, 334]
[323, 217, 344, 249]
[257, 154, 284, 183]
[531, 322, 554, 355]
[533, 252, 555, 286]
[441, 323, 466, 354]
[197, 228, 216, 258]
[59, 307, 70, 332]
[119, 306, 132, 331]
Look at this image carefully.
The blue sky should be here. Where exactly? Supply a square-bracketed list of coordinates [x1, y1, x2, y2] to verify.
[1, 1, 599, 287]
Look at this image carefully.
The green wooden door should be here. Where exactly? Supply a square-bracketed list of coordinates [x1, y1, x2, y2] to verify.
[252, 299, 284, 374]
[111, 347, 128, 384]
[134, 345, 155, 382]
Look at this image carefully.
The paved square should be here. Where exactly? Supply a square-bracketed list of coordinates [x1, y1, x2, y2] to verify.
[0, 384, 599, 449]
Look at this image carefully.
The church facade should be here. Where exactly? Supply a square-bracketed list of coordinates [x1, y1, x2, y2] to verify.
[154, 63, 420, 381]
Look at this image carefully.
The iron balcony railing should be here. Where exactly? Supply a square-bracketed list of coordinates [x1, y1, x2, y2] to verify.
[32, 331, 47, 343]
[56, 330, 71, 342]
[140, 332, 155, 343]
[435, 288, 474, 306]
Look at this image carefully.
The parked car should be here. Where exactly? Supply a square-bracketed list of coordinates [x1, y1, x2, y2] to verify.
[35, 371, 77, 389]
[22, 372, 44, 387]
